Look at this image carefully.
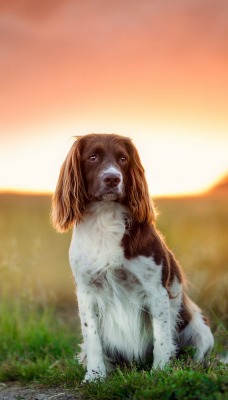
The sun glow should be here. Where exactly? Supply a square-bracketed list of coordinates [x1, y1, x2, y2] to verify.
[1, 121, 227, 197]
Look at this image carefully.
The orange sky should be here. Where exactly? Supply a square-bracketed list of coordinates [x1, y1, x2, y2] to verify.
[0, 0, 227, 195]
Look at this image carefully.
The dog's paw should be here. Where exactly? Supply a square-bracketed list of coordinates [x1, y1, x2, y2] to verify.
[152, 351, 171, 370]
[152, 358, 167, 370]
[83, 365, 107, 382]
[152, 341, 176, 370]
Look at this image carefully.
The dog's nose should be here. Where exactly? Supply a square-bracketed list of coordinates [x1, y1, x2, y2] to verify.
[103, 172, 121, 188]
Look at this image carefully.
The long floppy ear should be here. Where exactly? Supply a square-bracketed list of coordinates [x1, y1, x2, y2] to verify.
[125, 140, 156, 224]
[51, 137, 88, 232]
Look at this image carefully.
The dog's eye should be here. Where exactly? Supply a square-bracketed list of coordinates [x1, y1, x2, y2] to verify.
[120, 156, 127, 163]
[88, 155, 98, 162]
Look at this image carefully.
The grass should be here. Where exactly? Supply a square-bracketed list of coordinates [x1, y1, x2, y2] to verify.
[0, 299, 227, 399]
[81, 363, 228, 400]
[0, 193, 227, 398]
[0, 298, 81, 383]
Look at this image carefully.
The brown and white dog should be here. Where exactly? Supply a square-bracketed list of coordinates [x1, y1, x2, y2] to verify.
[52, 133, 214, 382]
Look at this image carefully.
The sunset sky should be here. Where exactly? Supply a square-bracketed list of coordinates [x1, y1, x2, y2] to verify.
[0, 0, 227, 196]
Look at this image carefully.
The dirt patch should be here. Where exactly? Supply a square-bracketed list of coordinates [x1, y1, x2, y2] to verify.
[0, 383, 81, 400]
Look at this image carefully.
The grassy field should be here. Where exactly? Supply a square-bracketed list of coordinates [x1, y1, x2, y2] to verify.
[0, 193, 227, 399]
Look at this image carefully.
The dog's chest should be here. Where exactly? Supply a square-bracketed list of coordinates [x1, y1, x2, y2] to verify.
[69, 202, 127, 277]
[69, 202, 154, 362]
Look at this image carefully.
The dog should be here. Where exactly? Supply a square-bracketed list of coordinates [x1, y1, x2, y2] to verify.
[52, 133, 214, 382]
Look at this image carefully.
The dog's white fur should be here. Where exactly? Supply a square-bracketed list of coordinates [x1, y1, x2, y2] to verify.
[69, 201, 214, 381]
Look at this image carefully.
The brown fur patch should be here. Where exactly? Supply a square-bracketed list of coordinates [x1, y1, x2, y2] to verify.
[121, 220, 183, 291]
[89, 272, 107, 289]
[114, 268, 141, 289]
[177, 293, 193, 332]
[202, 315, 209, 326]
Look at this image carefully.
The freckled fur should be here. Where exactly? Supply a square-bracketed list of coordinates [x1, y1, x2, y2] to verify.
[52, 133, 214, 382]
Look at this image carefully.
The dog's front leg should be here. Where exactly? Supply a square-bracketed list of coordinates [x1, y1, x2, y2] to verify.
[150, 287, 176, 369]
[77, 286, 106, 382]
[124, 258, 176, 369]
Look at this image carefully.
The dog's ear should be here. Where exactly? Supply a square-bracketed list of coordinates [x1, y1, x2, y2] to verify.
[51, 137, 88, 232]
[125, 140, 156, 224]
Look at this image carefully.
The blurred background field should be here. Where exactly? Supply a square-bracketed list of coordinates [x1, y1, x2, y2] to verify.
[0, 192, 227, 351]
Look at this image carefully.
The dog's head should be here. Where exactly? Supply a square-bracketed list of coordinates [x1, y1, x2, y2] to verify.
[52, 134, 155, 231]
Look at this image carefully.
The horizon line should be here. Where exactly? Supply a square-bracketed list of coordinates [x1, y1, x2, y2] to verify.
[0, 173, 226, 199]
[0, 188, 219, 199]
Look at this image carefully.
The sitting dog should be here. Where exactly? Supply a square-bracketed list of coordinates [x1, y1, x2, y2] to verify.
[52, 133, 214, 381]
